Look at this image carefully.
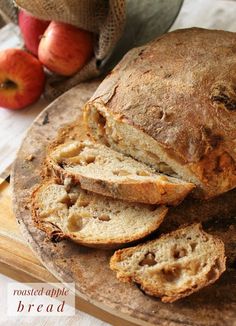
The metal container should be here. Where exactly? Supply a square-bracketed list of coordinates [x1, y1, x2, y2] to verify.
[102, 0, 183, 71]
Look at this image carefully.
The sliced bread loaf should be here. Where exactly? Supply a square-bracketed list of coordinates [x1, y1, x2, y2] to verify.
[31, 180, 168, 249]
[110, 224, 226, 302]
[48, 140, 195, 205]
[84, 28, 236, 199]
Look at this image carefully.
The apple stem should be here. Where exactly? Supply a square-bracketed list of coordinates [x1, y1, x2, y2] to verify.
[0, 79, 17, 90]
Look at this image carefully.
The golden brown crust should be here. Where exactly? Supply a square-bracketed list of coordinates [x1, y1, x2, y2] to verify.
[85, 28, 236, 198]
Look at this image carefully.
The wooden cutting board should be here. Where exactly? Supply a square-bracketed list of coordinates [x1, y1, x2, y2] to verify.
[11, 81, 236, 326]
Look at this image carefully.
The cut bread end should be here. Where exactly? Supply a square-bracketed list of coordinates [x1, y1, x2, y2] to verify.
[110, 223, 226, 302]
[31, 180, 168, 249]
[84, 101, 233, 199]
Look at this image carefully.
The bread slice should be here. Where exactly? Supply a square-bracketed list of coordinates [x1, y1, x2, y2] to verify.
[31, 180, 168, 249]
[110, 224, 226, 302]
[48, 140, 195, 205]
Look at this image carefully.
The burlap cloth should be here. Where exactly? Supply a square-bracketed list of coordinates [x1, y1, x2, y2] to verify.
[10, 0, 125, 99]
[0, 0, 183, 100]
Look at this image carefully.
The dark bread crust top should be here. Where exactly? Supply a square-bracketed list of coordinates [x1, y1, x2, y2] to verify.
[90, 28, 236, 166]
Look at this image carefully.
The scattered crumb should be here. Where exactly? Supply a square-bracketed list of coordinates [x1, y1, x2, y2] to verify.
[42, 112, 49, 125]
[25, 154, 35, 162]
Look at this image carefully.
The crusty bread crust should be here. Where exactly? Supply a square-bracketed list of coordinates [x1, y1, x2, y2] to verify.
[84, 28, 236, 199]
[110, 224, 226, 303]
[47, 140, 194, 206]
[31, 179, 168, 249]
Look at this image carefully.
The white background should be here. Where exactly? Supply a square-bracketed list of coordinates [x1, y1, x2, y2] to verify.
[1, 0, 236, 325]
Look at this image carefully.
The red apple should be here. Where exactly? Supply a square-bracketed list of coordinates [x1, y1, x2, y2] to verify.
[0, 49, 45, 110]
[38, 21, 93, 76]
[19, 9, 50, 56]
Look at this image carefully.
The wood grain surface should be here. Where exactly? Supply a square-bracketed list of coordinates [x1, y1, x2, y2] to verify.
[11, 81, 236, 326]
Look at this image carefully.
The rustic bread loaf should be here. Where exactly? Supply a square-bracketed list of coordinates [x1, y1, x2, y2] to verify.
[84, 28, 236, 199]
[48, 140, 194, 205]
[31, 180, 168, 249]
[110, 224, 226, 302]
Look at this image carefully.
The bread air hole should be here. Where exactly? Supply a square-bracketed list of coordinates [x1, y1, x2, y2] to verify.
[97, 112, 106, 127]
[94, 110, 107, 138]
[206, 266, 218, 281]
[206, 258, 221, 281]
[190, 242, 197, 251]
[161, 266, 181, 282]
[173, 247, 187, 259]
[139, 252, 157, 266]
[202, 235, 209, 242]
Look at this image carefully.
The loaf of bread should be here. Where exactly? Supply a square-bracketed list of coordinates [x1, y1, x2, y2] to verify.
[110, 224, 226, 302]
[84, 28, 236, 199]
[48, 140, 194, 205]
[31, 180, 168, 249]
